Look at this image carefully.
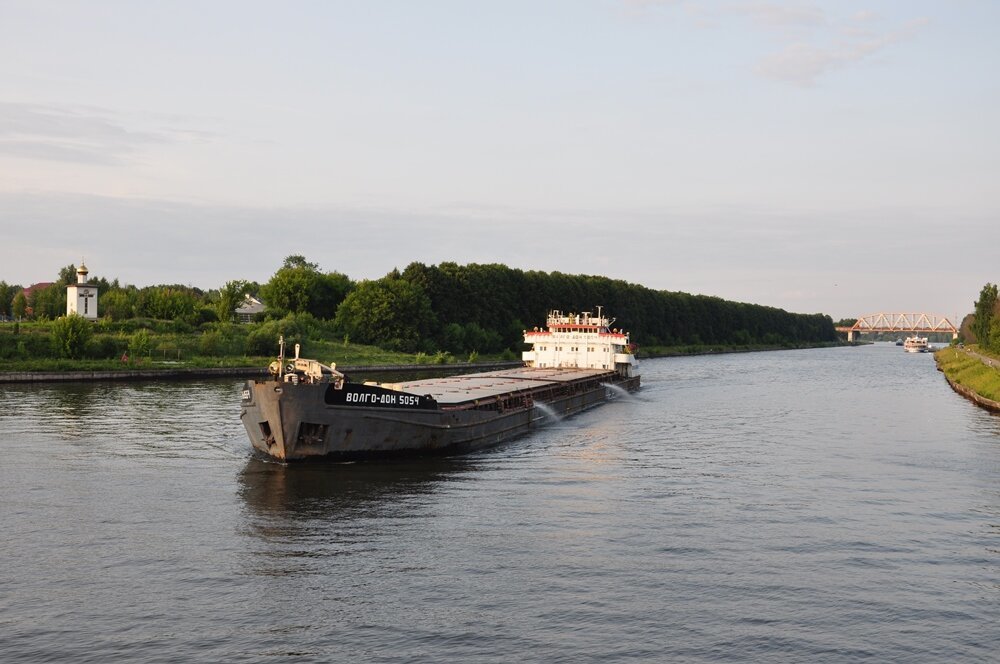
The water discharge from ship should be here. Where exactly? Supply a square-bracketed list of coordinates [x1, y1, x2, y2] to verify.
[602, 383, 632, 400]
[533, 402, 562, 423]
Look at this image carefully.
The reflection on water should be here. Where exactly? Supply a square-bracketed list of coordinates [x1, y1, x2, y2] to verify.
[2, 346, 999, 662]
[236, 457, 475, 580]
[1, 378, 247, 459]
[238, 457, 468, 519]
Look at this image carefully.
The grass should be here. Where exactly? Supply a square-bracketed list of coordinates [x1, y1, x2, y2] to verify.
[0, 356, 269, 372]
[0, 337, 498, 373]
[1, 318, 849, 373]
[934, 346, 1000, 402]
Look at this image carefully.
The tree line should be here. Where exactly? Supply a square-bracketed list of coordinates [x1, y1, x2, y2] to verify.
[965, 282, 1000, 353]
[2, 256, 838, 358]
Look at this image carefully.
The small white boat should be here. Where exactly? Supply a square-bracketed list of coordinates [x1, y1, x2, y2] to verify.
[903, 336, 929, 353]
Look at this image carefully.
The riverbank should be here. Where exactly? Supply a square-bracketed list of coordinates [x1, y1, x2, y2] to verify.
[0, 341, 856, 383]
[0, 360, 524, 383]
[934, 346, 1000, 413]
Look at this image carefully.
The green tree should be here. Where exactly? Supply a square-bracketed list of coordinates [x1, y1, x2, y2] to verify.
[282, 255, 319, 270]
[261, 264, 317, 316]
[51, 314, 93, 359]
[398, 261, 837, 349]
[12, 291, 27, 319]
[972, 283, 998, 345]
[216, 280, 250, 323]
[261, 256, 352, 319]
[58, 264, 78, 285]
[990, 317, 1000, 354]
[29, 284, 64, 319]
[335, 277, 436, 352]
[0, 281, 18, 317]
[129, 329, 152, 358]
[101, 286, 139, 320]
[312, 271, 353, 319]
[137, 286, 200, 321]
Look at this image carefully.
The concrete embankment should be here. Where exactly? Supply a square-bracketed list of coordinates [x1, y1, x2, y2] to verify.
[0, 361, 523, 384]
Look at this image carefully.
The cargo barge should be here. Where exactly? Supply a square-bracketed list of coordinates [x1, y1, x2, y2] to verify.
[240, 308, 640, 460]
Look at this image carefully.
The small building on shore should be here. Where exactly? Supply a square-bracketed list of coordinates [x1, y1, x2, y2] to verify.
[66, 262, 98, 319]
[235, 295, 265, 323]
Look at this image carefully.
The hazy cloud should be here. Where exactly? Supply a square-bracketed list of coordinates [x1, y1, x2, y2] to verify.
[1, 191, 989, 320]
[756, 16, 928, 86]
[621, 0, 683, 9]
[728, 2, 826, 28]
[620, 2, 925, 86]
[0, 102, 213, 165]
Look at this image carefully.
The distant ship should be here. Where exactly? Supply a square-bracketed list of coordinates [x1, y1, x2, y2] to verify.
[895, 338, 904, 346]
[240, 308, 640, 460]
[903, 336, 929, 353]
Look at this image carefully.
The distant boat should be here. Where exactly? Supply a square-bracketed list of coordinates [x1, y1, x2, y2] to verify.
[895, 338, 904, 346]
[903, 336, 929, 353]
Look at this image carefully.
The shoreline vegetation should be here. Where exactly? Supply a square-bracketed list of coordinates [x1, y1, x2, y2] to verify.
[934, 346, 1000, 412]
[2, 259, 841, 367]
[0, 334, 857, 383]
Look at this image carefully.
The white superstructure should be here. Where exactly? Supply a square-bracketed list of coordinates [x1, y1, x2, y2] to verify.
[66, 262, 98, 320]
[903, 336, 929, 353]
[523, 308, 638, 378]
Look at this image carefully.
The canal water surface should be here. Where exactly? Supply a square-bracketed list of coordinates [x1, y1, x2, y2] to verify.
[1, 344, 998, 662]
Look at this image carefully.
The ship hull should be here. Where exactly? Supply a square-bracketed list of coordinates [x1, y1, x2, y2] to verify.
[241, 371, 640, 461]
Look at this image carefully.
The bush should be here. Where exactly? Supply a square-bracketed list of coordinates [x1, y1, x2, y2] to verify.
[199, 331, 221, 356]
[245, 328, 278, 357]
[0, 331, 17, 359]
[194, 306, 219, 326]
[50, 315, 94, 359]
[19, 333, 52, 357]
[129, 329, 152, 358]
[87, 334, 125, 359]
[244, 313, 320, 357]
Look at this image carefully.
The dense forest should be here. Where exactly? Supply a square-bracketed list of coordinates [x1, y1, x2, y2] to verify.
[377, 262, 838, 352]
[0, 257, 839, 361]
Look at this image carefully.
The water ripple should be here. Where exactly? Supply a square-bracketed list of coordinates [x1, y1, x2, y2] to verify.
[1, 346, 998, 662]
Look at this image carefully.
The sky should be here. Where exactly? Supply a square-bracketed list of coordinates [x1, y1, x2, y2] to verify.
[1, 0, 997, 322]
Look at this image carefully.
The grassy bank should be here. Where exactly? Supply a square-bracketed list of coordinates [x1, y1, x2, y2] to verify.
[934, 346, 1000, 402]
[0, 344, 456, 373]
[0, 318, 493, 373]
[2, 318, 848, 373]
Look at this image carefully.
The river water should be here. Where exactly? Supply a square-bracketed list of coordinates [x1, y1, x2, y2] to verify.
[1, 344, 998, 662]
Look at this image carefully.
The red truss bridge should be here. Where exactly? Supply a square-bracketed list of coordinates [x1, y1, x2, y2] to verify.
[836, 313, 958, 342]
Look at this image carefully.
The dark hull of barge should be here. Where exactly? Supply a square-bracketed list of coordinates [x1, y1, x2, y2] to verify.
[240, 366, 640, 461]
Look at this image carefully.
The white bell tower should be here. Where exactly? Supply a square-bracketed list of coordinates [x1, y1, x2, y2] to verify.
[66, 261, 98, 319]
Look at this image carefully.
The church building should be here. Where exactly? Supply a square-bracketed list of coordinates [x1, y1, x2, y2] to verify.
[66, 262, 98, 319]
